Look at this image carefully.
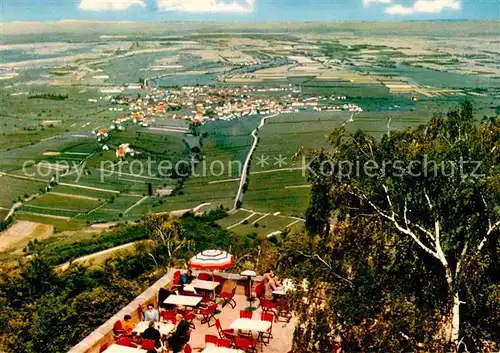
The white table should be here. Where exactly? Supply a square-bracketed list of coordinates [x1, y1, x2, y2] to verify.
[190, 279, 220, 291]
[103, 344, 147, 353]
[272, 288, 286, 295]
[273, 278, 297, 295]
[133, 321, 175, 336]
[229, 318, 271, 333]
[201, 346, 244, 353]
[164, 294, 202, 307]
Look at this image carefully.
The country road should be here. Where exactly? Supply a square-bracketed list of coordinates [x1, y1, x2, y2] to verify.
[232, 112, 280, 211]
[57, 240, 150, 271]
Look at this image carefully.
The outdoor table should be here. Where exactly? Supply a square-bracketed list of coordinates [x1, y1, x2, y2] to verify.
[164, 294, 202, 307]
[133, 321, 175, 336]
[272, 287, 287, 295]
[229, 318, 271, 333]
[201, 346, 244, 353]
[103, 344, 147, 353]
[190, 279, 220, 291]
[273, 278, 296, 295]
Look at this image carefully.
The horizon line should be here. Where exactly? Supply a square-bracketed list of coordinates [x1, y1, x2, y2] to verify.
[2, 18, 500, 24]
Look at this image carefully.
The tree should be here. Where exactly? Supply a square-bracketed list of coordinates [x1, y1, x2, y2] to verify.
[287, 103, 499, 351]
[142, 214, 190, 258]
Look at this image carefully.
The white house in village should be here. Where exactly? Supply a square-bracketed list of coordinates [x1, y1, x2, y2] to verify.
[116, 143, 132, 158]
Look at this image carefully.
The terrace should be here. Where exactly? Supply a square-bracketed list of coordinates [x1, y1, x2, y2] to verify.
[68, 269, 296, 353]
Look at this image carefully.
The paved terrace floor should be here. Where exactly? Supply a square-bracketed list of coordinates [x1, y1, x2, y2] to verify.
[190, 294, 295, 353]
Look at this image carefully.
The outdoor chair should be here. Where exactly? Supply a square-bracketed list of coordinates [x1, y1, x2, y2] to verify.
[260, 299, 279, 314]
[234, 336, 258, 353]
[205, 334, 218, 346]
[260, 312, 274, 344]
[220, 286, 237, 308]
[183, 311, 196, 329]
[333, 342, 341, 353]
[196, 292, 213, 306]
[217, 338, 233, 348]
[212, 275, 225, 297]
[200, 303, 217, 327]
[141, 339, 156, 351]
[275, 300, 293, 323]
[240, 310, 253, 319]
[116, 336, 137, 348]
[162, 310, 177, 324]
[112, 320, 125, 340]
[238, 310, 253, 339]
[137, 304, 145, 321]
[172, 276, 182, 291]
[198, 272, 210, 280]
[215, 318, 235, 340]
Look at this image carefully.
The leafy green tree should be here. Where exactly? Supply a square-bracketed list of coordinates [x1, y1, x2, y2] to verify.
[284, 103, 499, 351]
[143, 214, 190, 258]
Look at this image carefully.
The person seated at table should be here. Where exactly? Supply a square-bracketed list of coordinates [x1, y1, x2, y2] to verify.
[263, 267, 274, 281]
[141, 321, 162, 350]
[168, 320, 191, 352]
[122, 314, 135, 336]
[270, 273, 283, 288]
[180, 269, 194, 285]
[144, 303, 159, 322]
[264, 276, 282, 301]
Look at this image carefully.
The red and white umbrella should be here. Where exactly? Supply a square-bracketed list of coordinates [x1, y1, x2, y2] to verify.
[188, 250, 234, 297]
[189, 249, 234, 270]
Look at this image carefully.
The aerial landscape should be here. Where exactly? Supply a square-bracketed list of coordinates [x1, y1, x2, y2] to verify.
[0, 0, 499, 352]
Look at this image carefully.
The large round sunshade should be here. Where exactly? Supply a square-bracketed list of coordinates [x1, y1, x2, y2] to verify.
[189, 249, 234, 270]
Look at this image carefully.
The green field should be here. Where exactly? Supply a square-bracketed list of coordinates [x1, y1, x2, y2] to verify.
[0, 176, 47, 208]
[242, 109, 434, 216]
[14, 213, 86, 231]
[26, 193, 103, 212]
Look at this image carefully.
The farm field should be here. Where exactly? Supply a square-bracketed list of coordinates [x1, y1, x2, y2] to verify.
[0, 220, 54, 252]
[242, 107, 439, 216]
[25, 193, 103, 212]
[215, 209, 304, 238]
[0, 21, 498, 234]
[0, 176, 47, 208]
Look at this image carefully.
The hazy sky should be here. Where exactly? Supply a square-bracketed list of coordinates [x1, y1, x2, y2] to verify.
[2, 0, 499, 21]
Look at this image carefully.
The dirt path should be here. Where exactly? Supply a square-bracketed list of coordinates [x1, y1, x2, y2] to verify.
[155, 202, 212, 217]
[227, 212, 260, 229]
[5, 202, 22, 221]
[284, 184, 311, 189]
[16, 211, 71, 220]
[208, 178, 240, 184]
[250, 167, 304, 175]
[0, 171, 47, 183]
[57, 240, 148, 271]
[148, 127, 189, 133]
[124, 196, 148, 214]
[58, 182, 120, 194]
[50, 192, 99, 201]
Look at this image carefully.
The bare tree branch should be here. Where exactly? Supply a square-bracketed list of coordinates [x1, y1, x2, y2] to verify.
[478, 219, 500, 250]
[456, 241, 468, 277]
[477, 192, 499, 250]
[350, 188, 440, 259]
[296, 251, 353, 286]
